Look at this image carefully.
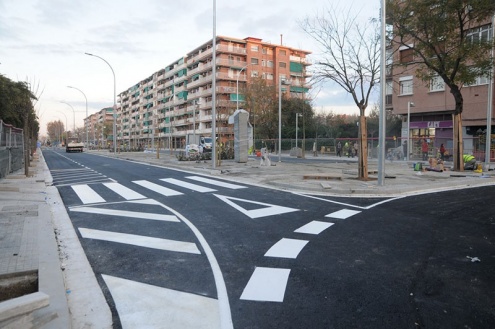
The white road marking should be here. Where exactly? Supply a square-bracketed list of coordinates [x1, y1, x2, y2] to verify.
[264, 238, 309, 259]
[240, 267, 291, 302]
[294, 221, 335, 235]
[160, 178, 217, 193]
[103, 182, 146, 200]
[133, 180, 183, 196]
[325, 209, 361, 219]
[102, 274, 221, 329]
[71, 184, 106, 204]
[79, 228, 200, 254]
[70, 207, 180, 222]
[214, 194, 299, 219]
[185, 176, 247, 189]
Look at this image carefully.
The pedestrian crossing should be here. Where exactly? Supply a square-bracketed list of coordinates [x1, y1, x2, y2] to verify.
[68, 175, 247, 205]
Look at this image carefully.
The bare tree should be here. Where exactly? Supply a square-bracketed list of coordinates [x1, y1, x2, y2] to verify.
[302, 5, 381, 179]
[387, 0, 495, 171]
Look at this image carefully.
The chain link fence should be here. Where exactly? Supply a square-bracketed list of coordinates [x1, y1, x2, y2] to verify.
[0, 120, 24, 178]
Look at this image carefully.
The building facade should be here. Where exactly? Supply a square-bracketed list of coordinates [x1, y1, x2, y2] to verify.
[388, 17, 495, 161]
[115, 36, 311, 150]
[85, 107, 114, 148]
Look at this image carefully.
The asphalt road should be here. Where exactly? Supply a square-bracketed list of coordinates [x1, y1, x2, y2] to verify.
[43, 149, 495, 329]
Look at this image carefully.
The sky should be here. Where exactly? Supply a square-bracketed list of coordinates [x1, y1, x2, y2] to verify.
[0, 0, 379, 136]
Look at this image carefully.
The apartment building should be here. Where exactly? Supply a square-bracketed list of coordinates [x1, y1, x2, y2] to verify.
[116, 36, 311, 149]
[84, 107, 114, 147]
[388, 16, 494, 160]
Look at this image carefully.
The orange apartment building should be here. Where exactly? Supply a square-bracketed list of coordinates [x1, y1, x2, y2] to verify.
[388, 17, 495, 160]
[84, 107, 114, 148]
[116, 36, 311, 149]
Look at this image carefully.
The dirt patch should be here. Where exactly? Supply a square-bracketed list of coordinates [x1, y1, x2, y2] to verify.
[0, 271, 38, 302]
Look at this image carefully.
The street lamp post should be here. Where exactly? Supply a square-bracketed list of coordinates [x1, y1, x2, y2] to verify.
[278, 78, 290, 162]
[85, 52, 117, 154]
[407, 101, 415, 161]
[295, 113, 302, 151]
[67, 86, 88, 148]
[61, 101, 76, 135]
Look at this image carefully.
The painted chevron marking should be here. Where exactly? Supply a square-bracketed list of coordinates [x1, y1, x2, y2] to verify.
[79, 228, 200, 254]
[71, 184, 106, 204]
[214, 194, 299, 219]
[70, 207, 180, 222]
[102, 275, 221, 328]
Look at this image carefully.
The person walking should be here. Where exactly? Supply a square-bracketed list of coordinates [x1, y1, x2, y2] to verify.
[336, 141, 342, 157]
[421, 139, 429, 161]
[353, 142, 358, 157]
[348, 141, 353, 158]
[344, 141, 349, 157]
[439, 143, 446, 161]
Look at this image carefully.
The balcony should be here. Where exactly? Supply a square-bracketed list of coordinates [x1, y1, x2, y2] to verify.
[216, 44, 246, 55]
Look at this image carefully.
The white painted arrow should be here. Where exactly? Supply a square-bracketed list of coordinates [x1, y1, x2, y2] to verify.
[213, 194, 299, 219]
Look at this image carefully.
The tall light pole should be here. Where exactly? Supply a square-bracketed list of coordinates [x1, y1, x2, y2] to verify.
[295, 113, 302, 150]
[278, 78, 290, 162]
[378, 0, 387, 186]
[85, 52, 117, 154]
[211, 0, 217, 169]
[67, 86, 88, 148]
[407, 101, 415, 161]
[61, 101, 76, 135]
[485, 13, 495, 165]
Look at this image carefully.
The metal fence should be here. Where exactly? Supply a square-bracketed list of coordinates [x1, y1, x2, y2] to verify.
[0, 120, 24, 178]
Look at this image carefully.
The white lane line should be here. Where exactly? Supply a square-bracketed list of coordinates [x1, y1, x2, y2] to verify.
[133, 180, 183, 196]
[71, 184, 106, 204]
[79, 228, 200, 254]
[264, 238, 309, 259]
[102, 275, 220, 329]
[160, 178, 217, 193]
[185, 176, 247, 189]
[103, 182, 146, 200]
[325, 209, 361, 219]
[214, 194, 299, 219]
[240, 267, 291, 302]
[70, 207, 180, 222]
[294, 221, 334, 235]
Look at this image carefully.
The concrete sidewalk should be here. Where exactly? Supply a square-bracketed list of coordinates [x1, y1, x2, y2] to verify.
[0, 148, 493, 328]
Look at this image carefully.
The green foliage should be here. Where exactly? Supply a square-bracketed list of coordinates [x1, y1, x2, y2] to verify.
[0, 74, 38, 131]
[387, 0, 495, 113]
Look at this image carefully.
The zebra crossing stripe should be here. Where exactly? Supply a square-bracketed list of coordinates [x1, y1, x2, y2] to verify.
[185, 176, 247, 189]
[264, 238, 309, 259]
[103, 182, 146, 200]
[79, 228, 201, 254]
[71, 184, 106, 204]
[160, 178, 217, 193]
[325, 209, 361, 219]
[133, 180, 183, 196]
[70, 207, 180, 222]
[240, 267, 291, 302]
[294, 221, 334, 235]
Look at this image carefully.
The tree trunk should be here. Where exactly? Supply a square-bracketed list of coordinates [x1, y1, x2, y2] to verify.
[358, 115, 368, 180]
[453, 113, 464, 171]
[23, 113, 30, 176]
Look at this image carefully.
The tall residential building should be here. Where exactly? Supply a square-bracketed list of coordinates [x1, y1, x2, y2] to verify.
[85, 107, 114, 148]
[116, 36, 311, 149]
[388, 17, 494, 160]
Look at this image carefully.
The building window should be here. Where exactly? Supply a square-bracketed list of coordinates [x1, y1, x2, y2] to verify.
[466, 75, 489, 86]
[430, 75, 445, 92]
[262, 48, 267, 54]
[251, 71, 259, 78]
[251, 58, 259, 65]
[251, 45, 259, 52]
[279, 49, 286, 56]
[267, 60, 273, 68]
[400, 47, 413, 63]
[279, 62, 287, 68]
[261, 60, 266, 67]
[399, 76, 413, 95]
[467, 25, 492, 43]
[266, 73, 274, 80]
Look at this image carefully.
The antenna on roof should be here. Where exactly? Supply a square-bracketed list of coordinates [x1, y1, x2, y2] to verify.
[280, 34, 283, 45]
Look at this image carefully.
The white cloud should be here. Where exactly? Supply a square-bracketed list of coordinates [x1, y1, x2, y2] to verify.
[0, 0, 377, 135]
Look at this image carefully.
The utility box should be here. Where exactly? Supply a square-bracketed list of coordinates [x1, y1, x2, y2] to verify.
[231, 110, 249, 163]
